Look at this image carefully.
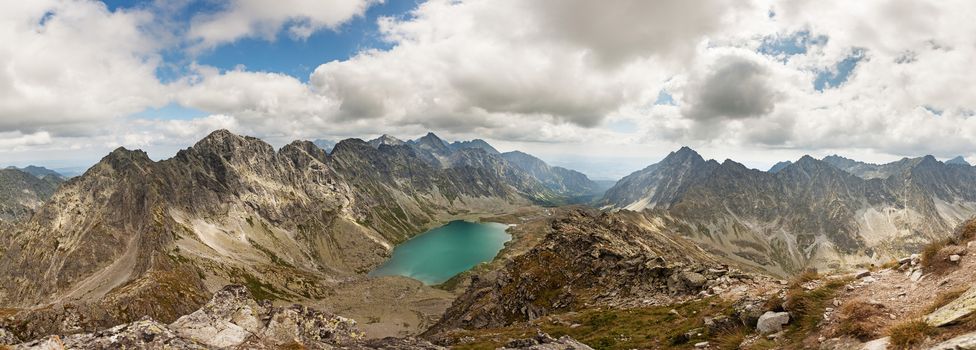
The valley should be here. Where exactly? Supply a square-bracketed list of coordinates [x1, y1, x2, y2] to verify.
[2, 131, 976, 349]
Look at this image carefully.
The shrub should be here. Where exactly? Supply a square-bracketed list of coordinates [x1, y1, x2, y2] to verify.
[887, 319, 934, 349]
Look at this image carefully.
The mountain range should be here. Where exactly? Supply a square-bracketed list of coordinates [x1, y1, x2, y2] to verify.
[603, 147, 976, 275]
[4, 131, 976, 348]
[0, 130, 600, 339]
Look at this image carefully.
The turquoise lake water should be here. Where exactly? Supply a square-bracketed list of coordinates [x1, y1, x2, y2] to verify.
[369, 220, 511, 285]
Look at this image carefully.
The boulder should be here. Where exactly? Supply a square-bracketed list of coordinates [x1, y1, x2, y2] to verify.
[756, 311, 790, 334]
[681, 271, 708, 289]
[951, 254, 962, 263]
[926, 287, 976, 327]
[854, 270, 871, 279]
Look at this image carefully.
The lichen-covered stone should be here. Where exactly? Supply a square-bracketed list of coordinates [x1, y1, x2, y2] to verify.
[926, 286, 976, 327]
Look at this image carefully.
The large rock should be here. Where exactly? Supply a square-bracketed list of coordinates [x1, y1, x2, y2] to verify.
[169, 285, 267, 348]
[930, 331, 976, 350]
[861, 337, 890, 350]
[756, 311, 790, 334]
[926, 287, 976, 327]
[681, 271, 708, 289]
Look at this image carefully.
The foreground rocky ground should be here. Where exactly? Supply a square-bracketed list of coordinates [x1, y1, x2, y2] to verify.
[0, 285, 444, 350]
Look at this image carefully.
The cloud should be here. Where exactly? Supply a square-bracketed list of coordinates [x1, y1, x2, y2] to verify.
[188, 0, 379, 50]
[306, 0, 748, 134]
[526, 0, 752, 66]
[0, 131, 52, 150]
[682, 55, 779, 121]
[9, 0, 976, 172]
[0, 0, 167, 135]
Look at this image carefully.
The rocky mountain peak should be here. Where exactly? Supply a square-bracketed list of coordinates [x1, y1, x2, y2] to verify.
[100, 147, 152, 171]
[450, 139, 500, 154]
[768, 161, 792, 173]
[368, 134, 406, 148]
[191, 129, 274, 159]
[279, 140, 330, 164]
[662, 146, 706, 166]
[947, 156, 971, 166]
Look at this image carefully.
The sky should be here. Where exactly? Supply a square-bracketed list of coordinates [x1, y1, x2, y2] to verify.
[2, 0, 976, 179]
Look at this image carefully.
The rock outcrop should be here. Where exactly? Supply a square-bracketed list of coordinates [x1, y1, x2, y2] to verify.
[8, 285, 444, 350]
[926, 286, 976, 327]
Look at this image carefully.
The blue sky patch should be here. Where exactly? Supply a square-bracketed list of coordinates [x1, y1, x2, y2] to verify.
[130, 103, 207, 120]
[758, 30, 827, 61]
[923, 105, 944, 116]
[101, 0, 420, 82]
[654, 90, 676, 106]
[814, 48, 865, 91]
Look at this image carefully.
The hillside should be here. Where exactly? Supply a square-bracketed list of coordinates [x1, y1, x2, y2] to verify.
[602, 148, 976, 275]
[0, 168, 63, 222]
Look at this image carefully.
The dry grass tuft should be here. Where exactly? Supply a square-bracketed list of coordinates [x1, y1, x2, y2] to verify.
[887, 319, 935, 349]
[953, 218, 976, 243]
[833, 299, 887, 340]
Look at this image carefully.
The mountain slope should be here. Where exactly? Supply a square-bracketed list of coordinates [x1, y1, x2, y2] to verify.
[500, 151, 598, 195]
[0, 168, 63, 222]
[602, 148, 976, 274]
[5, 166, 64, 180]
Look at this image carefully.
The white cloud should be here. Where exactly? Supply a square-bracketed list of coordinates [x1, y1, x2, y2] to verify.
[188, 0, 379, 50]
[7, 0, 976, 177]
[0, 0, 167, 135]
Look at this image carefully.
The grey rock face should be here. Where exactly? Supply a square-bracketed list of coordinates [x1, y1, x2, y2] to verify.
[756, 311, 790, 334]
